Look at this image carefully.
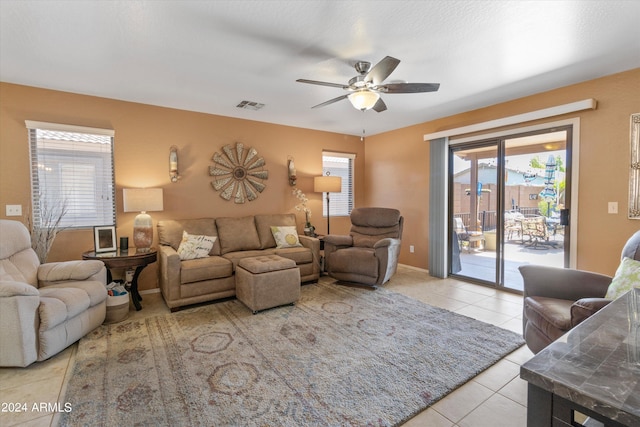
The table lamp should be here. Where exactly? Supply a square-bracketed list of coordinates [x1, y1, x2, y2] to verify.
[314, 173, 342, 235]
[123, 188, 163, 250]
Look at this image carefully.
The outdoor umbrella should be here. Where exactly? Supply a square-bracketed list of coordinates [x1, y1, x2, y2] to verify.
[539, 155, 557, 217]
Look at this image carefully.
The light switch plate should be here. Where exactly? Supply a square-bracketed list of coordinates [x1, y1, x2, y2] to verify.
[608, 202, 618, 214]
[6, 204, 22, 216]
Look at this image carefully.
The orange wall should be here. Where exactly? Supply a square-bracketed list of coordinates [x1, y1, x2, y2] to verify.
[2, 69, 639, 289]
[0, 83, 364, 290]
[365, 68, 640, 275]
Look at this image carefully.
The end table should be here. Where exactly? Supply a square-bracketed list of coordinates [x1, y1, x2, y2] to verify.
[82, 248, 157, 311]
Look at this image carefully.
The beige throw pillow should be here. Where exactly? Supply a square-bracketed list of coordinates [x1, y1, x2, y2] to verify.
[177, 231, 216, 260]
[270, 226, 302, 248]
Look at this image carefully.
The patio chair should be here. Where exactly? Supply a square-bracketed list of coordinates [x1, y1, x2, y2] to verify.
[453, 217, 485, 252]
[504, 211, 524, 240]
[520, 216, 552, 248]
[520, 230, 640, 354]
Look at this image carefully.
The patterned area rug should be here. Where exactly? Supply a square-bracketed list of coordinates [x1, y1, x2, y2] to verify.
[61, 281, 524, 426]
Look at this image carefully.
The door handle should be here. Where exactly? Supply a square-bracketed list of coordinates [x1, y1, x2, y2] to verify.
[560, 209, 569, 226]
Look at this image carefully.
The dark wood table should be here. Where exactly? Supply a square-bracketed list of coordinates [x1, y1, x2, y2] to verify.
[82, 248, 157, 311]
[520, 291, 640, 427]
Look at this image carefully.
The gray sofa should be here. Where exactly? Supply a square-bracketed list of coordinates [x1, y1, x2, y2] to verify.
[157, 214, 320, 310]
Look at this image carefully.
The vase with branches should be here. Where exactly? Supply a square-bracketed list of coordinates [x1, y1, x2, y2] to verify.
[28, 195, 68, 264]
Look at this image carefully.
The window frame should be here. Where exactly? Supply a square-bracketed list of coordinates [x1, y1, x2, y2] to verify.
[26, 121, 116, 229]
[321, 151, 355, 217]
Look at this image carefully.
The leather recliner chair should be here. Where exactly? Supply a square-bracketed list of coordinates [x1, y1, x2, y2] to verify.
[520, 230, 640, 354]
[323, 207, 403, 287]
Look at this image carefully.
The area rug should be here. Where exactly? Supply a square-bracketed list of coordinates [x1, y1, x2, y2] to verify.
[60, 281, 524, 426]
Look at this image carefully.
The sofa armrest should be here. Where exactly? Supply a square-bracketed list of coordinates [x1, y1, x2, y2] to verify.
[0, 281, 40, 367]
[158, 245, 182, 303]
[373, 237, 400, 249]
[571, 298, 611, 327]
[0, 281, 40, 298]
[519, 265, 612, 300]
[323, 234, 353, 247]
[298, 235, 320, 251]
[38, 260, 106, 286]
[298, 235, 321, 275]
[373, 239, 402, 286]
[322, 235, 353, 274]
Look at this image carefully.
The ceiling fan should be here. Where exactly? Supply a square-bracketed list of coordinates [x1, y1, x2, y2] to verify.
[296, 56, 440, 112]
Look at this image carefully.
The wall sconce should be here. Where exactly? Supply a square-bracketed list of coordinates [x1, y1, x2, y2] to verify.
[169, 145, 180, 183]
[288, 156, 297, 186]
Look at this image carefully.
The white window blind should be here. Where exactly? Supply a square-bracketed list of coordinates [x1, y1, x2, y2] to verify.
[26, 121, 116, 228]
[322, 151, 355, 217]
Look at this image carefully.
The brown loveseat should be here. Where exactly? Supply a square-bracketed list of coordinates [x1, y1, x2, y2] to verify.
[157, 214, 320, 310]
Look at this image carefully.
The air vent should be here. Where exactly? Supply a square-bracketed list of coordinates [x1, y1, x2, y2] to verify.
[236, 100, 265, 111]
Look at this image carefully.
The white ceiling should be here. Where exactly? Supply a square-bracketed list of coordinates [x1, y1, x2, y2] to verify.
[1, 1, 639, 137]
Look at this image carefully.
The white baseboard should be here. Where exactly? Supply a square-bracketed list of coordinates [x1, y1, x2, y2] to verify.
[139, 288, 161, 295]
[398, 263, 429, 274]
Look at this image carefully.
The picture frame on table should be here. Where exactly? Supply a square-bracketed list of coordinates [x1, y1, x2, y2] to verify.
[94, 225, 117, 253]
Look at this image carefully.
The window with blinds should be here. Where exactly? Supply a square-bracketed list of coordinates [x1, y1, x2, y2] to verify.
[322, 151, 355, 217]
[26, 121, 116, 228]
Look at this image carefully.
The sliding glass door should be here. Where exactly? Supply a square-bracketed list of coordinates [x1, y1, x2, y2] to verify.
[449, 128, 571, 291]
[450, 141, 499, 284]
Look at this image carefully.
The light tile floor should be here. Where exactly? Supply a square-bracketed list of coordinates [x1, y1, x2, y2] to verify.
[0, 265, 534, 427]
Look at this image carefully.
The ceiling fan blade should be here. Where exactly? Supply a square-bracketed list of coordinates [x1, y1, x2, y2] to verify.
[379, 83, 440, 93]
[365, 56, 401, 85]
[311, 94, 349, 109]
[296, 79, 348, 89]
[372, 97, 387, 113]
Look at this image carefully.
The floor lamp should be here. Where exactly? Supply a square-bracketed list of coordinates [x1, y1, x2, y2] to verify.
[314, 173, 342, 235]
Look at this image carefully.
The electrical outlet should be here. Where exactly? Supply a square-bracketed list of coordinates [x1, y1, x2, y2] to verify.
[5, 204, 22, 216]
[409, 245, 415, 253]
[608, 202, 618, 214]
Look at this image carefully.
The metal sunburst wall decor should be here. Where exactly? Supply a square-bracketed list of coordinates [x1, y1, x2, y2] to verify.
[209, 142, 268, 203]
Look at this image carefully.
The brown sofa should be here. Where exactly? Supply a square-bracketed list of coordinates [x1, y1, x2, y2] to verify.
[157, 214, 320, 310]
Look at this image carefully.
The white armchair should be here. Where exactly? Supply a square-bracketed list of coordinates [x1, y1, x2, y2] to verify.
[0, 220, 108, 367]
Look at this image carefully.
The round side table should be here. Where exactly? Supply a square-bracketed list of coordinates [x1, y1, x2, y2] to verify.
[82, 248, 157, 311]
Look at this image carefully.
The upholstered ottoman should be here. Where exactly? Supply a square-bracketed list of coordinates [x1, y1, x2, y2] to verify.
[236, 255, 300, 314]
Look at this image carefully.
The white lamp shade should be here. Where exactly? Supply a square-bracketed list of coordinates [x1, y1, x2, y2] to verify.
[348, 90, 380, 110]
[314, 176, 342, 193]
[123, 188, 164, 213]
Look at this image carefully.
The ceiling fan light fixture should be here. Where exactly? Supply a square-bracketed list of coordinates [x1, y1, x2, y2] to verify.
[348, 90, 380, 111]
